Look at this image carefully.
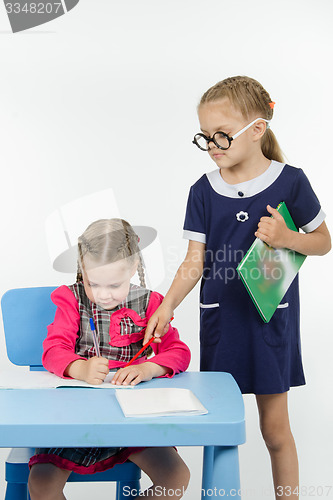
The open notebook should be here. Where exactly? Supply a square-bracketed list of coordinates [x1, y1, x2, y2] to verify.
[237, 202, 306, 322]
[115, 388, 208, 417]
[0, 370, 134, 389]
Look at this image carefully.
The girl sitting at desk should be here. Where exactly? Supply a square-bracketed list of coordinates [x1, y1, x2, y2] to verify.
[28, 218, 191, 500]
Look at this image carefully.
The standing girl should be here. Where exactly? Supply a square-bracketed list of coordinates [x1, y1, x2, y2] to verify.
[144, 76, 331, 499]
[28, 218, 190, 500]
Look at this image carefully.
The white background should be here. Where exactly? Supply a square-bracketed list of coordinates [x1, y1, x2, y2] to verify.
[0, 0, 332, 498]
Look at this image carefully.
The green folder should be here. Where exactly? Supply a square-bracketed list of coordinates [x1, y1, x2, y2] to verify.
[236, 202, 306, 322]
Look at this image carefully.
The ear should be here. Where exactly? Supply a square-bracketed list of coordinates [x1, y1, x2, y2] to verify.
[252, 119, 268, 142]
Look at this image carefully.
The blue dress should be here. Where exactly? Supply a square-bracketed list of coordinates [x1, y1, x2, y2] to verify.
[183, 161, 326, 394]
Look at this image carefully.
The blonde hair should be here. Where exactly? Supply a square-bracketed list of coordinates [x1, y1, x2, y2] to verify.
[199, 76, 284, 163]
[76, 218, 146, 288]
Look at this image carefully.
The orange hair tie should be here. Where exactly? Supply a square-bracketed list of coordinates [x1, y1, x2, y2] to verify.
[269, 101, 276, 109]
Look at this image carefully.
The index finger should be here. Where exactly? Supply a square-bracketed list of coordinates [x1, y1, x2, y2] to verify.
[111, 367, 124, 385]
[152, 317, 170, 339]
[143, 317, 158, 344]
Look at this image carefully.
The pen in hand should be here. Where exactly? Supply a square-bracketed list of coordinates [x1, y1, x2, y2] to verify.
[123, 336, 156, 368]
[89, 318, 100, 357]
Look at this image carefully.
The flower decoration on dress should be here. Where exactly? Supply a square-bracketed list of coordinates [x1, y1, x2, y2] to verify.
[109, 308, 147, 347]
[236, 211, 249, 222]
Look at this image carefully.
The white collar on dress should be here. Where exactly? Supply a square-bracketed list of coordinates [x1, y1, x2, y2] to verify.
[205, 160, 285, 198]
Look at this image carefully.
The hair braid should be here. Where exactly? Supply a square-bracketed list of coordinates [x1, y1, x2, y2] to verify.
[137, 254, 146, 288]
[76, 264, 83, 283]
[122, 221, 133, 257]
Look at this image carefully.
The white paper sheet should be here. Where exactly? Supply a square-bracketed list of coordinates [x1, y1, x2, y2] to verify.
[0, 370, 134, 389]
[115, 388, 208, 417]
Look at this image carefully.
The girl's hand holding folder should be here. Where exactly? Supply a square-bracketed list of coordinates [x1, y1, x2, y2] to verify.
[255, 204, 291, 249]
[256, 204, 331, 256]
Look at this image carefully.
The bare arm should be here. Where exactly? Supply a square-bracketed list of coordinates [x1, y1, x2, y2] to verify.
[284, 221, 331, 256]
[163, 240, 205, 309]
[255, 205, 331, 255]
[143, 240, 205, 343]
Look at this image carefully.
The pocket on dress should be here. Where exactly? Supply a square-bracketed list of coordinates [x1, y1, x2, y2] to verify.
[199, 303, 220, 346]
[262, 302, 289, 347]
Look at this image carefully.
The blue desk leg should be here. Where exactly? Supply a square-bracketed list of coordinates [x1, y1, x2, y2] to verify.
[202, 446, 241, 499]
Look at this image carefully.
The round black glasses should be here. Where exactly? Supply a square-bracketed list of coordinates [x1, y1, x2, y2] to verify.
[192, 118, 270, 152]
[193, 131, 232, 151]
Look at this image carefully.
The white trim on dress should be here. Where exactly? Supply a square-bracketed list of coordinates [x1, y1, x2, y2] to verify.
[301, 208, 326, 233]
[205, 160, 285, 199]
[183, 230, 206, 243]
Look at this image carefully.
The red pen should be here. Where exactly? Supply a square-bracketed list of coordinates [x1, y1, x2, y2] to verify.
[124, 336, 155, 368]
[124, 317, 174, 368]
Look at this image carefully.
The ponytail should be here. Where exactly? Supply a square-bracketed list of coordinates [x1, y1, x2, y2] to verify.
[261, 128, 284, 163]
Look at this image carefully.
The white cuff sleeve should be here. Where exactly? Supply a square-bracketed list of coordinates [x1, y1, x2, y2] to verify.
[301, 208, 326, 233]
[183, 230, 206, 244]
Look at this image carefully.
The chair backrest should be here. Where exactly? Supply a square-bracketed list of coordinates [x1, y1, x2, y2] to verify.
[1, 287, 57, 370]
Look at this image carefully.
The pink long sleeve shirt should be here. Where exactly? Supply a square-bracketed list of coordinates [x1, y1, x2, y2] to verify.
[42, 284, 191, 379]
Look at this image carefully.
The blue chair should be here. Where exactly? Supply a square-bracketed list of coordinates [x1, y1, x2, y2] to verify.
[1, 287, 141, 500]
